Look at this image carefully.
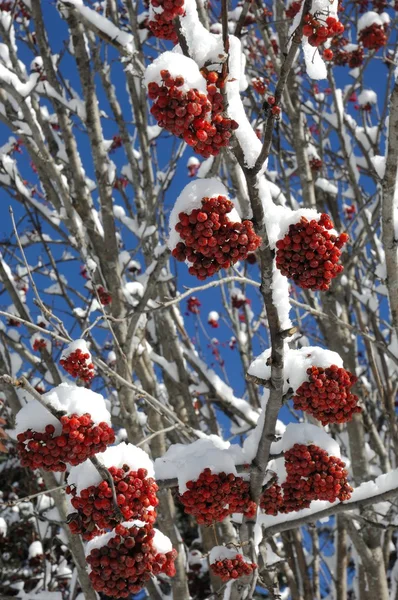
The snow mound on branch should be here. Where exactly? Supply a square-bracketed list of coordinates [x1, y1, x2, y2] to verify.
[358, 11, 383, 31]
[85, 520, 145, 555]
[226, 36, 262, 168]
[208, 311, 219, 322]
[357, 90, 377, 106]
[209, 546, 240, 564]
[280, 423, 341, 458]
[153, 529, 173, 554]
[68, 443, 154, 494]
[14, 383, 111, 437]
[144, 51, 207, 93]
[168, 179, 241, 252]
[85, 520, 172, 555]
[248, 346, 343, 393]
[28, 541, 43, 558]
[154, 437, 245, 494]
[302, 40, 327, 80]
[60, 338, 91, 360]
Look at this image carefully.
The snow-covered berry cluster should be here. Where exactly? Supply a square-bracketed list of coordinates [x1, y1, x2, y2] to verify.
[172, 195, 261, 280]
[148, 0, 185, 43]
[148, 70, 238, 159]
[67, 466, 158, 540]
[260, 444, 352, 514]
[358, 22, 387, 49]
[187, 296, 201, 313]
[303, 15, 344, 53]
[208, 311, 220, 328]
[148, 70, 212, 145]
[86, 523, 177, 597]
[60, 340, 95, 383]
[293, 365, 361, 425]
[210, 554, 257, 582]
[179, 468, 256, 525]
[275, 213, 348, 291]
[16, 416, 115, 472]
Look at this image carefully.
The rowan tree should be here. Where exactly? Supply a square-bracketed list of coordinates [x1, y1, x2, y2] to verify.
[0, 0, 397, 599]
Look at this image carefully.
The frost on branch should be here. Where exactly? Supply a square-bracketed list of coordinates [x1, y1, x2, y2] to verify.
[66, 444, 158, 540]
[168, 179, 260, 280]
[14, 383, 114, 471]
[60, 338, 95, 383]
[85, 521, 176, 597]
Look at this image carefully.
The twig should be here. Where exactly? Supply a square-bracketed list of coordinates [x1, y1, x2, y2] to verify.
[0, 484, 68, 507]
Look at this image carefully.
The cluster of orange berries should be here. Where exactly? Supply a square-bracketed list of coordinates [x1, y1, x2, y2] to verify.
[260, 444, 352, 514]
[66, 466, 158, 540]
[172, 196, 261, 280]
[293, 365, 361, 425]
[16, 416, 115, 472]
[275, 214, 348, 291]
[179, 469, 256, 525]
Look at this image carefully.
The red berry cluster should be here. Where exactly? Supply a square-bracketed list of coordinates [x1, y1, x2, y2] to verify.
[264, 95, 281, 119]
[16, 416, 115, 472]
[286, 0, 302, 18]
[260, 444, 352, 514]
[232, 294, 249, 309]
[66, 466, 158, 540]
[7, 318, 21, 327]
[208, 318, 219, 329]
[187, 296, 201, 314]
[303, 15, 344, 47]
[210, 555, 257, 582]
[275, 213, 348, 291]
[179, 468, 257, 525]
[109, 135, 123, 153]
[148, 70, 238, 159]
[86, 523, 177, 597]
[33, 338, 47, 352]
[148, 0, 185, 43]
[293, 365, 361, 425]
[252, 77, 267, 95]
[172, 196, 261, 280]
[97, 286, 112, 305]
[259, 482, 285, 515]
[359, 23, 387, 50]
[309, 157, 323, 171]
[60, 348, 95, 383]
[345, 204, 356, 220]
